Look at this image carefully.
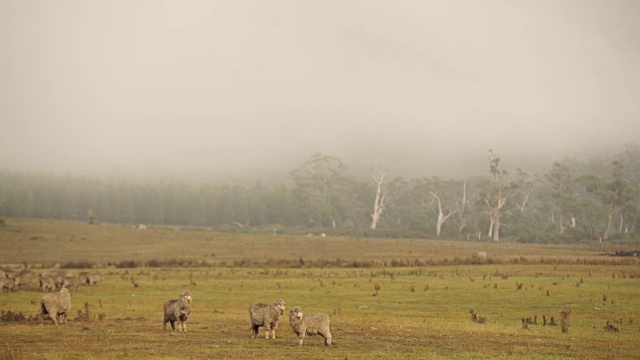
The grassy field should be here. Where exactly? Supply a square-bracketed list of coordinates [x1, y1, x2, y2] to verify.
[1, 218, 639, 359]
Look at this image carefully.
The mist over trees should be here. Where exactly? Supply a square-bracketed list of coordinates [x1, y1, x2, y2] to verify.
[1, 144, 639, 243]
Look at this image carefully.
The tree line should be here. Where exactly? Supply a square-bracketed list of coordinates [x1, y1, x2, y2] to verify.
[1, 145, 639, 243]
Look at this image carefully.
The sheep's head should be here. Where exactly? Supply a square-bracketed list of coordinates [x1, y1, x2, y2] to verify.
[59, 288, 70, 297]
[180, 290, 192, 306]
[289, 306, 303, 321]
[273, 299, 286, 315]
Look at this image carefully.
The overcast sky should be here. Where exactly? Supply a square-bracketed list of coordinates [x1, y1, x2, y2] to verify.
[1, 0, 639, 182]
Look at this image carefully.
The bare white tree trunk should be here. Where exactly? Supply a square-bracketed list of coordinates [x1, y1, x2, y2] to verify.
[458, 180, 468, 235]
[618, 214, 624, 233]
[430, 192, 457, 237]
[558, 214, 566, 236]
[370, 171, 387, 229]
[514, 192, 530, 212]
[487, 215, 495, 239]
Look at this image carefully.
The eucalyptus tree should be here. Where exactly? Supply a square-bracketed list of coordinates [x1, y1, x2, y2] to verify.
[428, 177, 464, 238]
[545, 162, 579, 235]
[289, 153, 356, 228]
[480, 150, 514, 242]
[579, 161, 640, 240]
[382, 176, 415, 229]
[369, 169, 387, 229]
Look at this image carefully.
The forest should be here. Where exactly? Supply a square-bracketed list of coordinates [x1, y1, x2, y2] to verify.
[1, 144, 639, 244]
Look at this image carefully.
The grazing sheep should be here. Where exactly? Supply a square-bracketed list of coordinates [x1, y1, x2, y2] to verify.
[62, 276, 82, 291]
[249, 299, 286, 339]
[40, 288, 71, 326]
[39, 276, 56, 292]
[288, 306, 332, 346]
[163, 290, 192, 331]
[15, 269, 36, 289]
[0, 278, 14, 292]
[40, 270, 70, 289]
[85, 272, 103, 286]
[78, 272, 90, 285]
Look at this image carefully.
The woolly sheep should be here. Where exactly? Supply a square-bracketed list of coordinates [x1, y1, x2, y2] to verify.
[62, 276, 82, 291]
[85, 272, 103, 286]
[15, 269, 36, 289]
[78, 272, 90, 285]
[0, 278, 13, 292]
[288, 306, 332, 346]
[163, 290, 192, 331]
[39, 276, 56, 292]
[40, 270, 70, 289]
[40, 288, 71, 326]
[248, 299, 286, 339]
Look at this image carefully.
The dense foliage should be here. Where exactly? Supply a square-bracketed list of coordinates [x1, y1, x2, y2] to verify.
[1, 145, 639, 243]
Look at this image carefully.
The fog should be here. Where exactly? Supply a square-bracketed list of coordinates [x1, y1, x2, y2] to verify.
[2, 1, 639, 183]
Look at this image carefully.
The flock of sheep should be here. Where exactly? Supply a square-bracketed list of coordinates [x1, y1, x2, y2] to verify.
[162, 295, 332, 346]
[249, 299, 332, 346]
[3, 268, 332, 346]
[0, 268, 103, 293]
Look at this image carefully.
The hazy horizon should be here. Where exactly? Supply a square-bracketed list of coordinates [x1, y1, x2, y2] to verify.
[2, 1, 639, 183]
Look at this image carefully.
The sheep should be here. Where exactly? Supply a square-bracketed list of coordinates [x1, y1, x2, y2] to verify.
[85, 272, 103, 286]
[62, 276, 82, 291]
[40, 270, 71, 289]
[78, 272, 90, 285]
[15, 269, 36, 289]
[249, 299, 286, 339]
[40, 288, 71, 326]
[39, 276, 56, 292]
[163, 290, 192, 331]
[0, 277, 14, 292]
[288, 306, 332, 346]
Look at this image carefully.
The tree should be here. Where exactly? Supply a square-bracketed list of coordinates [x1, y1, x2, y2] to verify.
[369, 169, 387, 229]
[579, 161, 640, 240]
[428, 178, 462, 238]
[482, 150, 512, 242]
[545, 162, 579, 235]
[289, 154, 353, 227]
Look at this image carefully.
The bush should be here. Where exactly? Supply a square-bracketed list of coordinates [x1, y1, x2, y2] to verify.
[60, 260, 95, 269]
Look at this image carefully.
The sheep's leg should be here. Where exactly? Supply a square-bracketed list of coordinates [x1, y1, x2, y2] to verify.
[323, 332, 332, 346]
[264, 325, 271, 339]
[46, 306, 58, 326]
[271, 329, 276, 339]
[298, 334, 305, 345]
[250, 325, 259, 338]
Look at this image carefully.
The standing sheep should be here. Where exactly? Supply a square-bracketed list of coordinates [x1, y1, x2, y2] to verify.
[248, 299, 286, 339]
[39, 276, 56, 292]
[14, 269, 36, 290]
[288, 306, 332, 346]
[40, 288, 71, 326]
[85, 272, 103, 286]
[62, 276, 82, 291]
[163, 290, 192, 331]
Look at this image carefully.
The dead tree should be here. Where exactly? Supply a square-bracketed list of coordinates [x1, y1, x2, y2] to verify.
[370, 170, 387, 229]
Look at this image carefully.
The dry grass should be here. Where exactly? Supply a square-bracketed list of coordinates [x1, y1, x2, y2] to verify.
[0, 218, 639, 359]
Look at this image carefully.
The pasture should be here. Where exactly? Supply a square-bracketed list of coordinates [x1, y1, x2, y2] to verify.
[0, 218, 639, 359]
